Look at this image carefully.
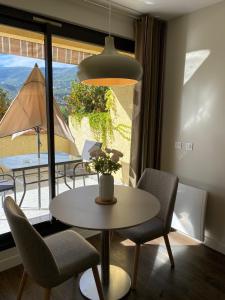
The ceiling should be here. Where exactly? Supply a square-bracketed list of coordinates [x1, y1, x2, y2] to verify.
[92, 0, 224, 19]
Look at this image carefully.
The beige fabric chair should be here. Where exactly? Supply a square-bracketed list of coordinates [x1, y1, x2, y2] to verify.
[119, 168, 178, 289]
[4, 196, 104, 300]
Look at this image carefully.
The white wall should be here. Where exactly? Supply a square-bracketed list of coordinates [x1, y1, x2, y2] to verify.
[0, 0, 134, 39]
[162, 1, 225, 254]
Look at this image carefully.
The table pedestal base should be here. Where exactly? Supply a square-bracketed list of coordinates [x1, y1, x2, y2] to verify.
[79, 265, 131, 300]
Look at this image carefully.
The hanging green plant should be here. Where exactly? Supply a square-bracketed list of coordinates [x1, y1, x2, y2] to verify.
[88, 112, 113, 144]
[66, 81, 130, 147]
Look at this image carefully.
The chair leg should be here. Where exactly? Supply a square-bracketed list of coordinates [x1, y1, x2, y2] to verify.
[13, 187, 17, 203]
[163, 234, 175, 269]
[132, 244, 141, 290]
[44, 288, 51, 300]
[17, 270, 28, 300]
[92, 266, 104, 300]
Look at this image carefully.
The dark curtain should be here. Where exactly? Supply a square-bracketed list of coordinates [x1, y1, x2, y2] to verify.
[129, 15, 167, 186]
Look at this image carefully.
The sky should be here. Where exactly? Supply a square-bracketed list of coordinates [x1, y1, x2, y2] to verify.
[0, 54, 76, 68]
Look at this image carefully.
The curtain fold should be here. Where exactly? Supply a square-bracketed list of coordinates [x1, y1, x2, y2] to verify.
[129, 15, 167, 186]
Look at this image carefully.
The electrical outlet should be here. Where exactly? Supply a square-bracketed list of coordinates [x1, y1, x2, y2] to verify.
[175, 141, 182, 149]
[185, 142, 193, 151]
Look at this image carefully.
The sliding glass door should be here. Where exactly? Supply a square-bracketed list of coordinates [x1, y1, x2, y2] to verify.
[50, 35, 135, 198]
[0, 5, 134, 250]
[0, 24, 53, 236]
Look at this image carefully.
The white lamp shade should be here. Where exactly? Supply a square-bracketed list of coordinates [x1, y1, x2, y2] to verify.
[78, 36, 143, 86]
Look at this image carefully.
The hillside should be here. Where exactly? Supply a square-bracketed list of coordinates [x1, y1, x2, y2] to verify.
[0, 66, 78, 103]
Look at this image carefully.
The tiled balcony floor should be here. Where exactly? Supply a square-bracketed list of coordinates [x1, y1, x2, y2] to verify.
[0, 175, 99, 235]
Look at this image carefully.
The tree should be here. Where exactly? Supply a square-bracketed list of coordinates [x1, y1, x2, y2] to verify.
[0, 88, 10, 120]
[66, 81, 131, 147]
[66, 81, 115, 147]
[66, 81, 113, 114]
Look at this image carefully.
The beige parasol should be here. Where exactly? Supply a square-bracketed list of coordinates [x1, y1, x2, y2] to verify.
[0, 64, 74, 156]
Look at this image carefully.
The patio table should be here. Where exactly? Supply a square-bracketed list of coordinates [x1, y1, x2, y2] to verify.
[0, 152, 81, 207]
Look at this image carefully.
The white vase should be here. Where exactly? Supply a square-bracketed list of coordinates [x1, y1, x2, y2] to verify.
[99, 174, 114, 201]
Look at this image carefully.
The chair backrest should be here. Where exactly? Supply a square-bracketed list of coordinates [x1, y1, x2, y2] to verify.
[137, 168, 178, 233]
[82, 140, 102, 161]
[3, 197, 59, 287]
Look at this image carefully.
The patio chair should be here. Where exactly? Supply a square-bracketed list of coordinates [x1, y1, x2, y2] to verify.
[63, 140, 102, 189]
[4, 196, 104, 300]
[0, 167, 16, 206]
[118, 168, 179, 289]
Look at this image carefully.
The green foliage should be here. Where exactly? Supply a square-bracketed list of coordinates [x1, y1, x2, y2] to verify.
[0, 87, 10, 120]
[66, 82, 115, 147]
[60, 105, 69, 124]
[113, 123, 131, 141]
[92, 155, 121, 175]
[66, 81, 131, 147]
[88, 112, 113, 145]
[88, 149, 122, 175]
[66, 81, 112, 114]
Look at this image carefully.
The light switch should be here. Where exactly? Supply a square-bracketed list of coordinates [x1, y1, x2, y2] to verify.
[175, 141, 182, 149]
[185, 142, 193, 151]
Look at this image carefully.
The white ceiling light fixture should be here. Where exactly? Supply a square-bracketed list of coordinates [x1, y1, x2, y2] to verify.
[78, 0, 143, 86]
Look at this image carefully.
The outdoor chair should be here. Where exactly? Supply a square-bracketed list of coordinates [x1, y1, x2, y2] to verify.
[0, 167, 16, 206]
[118, 168, 179, 289]
[63, 140, 102, 189]
[4, 196, 104, 300]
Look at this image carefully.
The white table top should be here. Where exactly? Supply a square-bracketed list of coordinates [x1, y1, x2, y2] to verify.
[50, 185, 160, 231]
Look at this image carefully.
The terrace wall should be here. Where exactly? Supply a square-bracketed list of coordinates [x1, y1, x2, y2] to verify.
[0, 135, 73, 165]
[0, 86, 134, 184]
[69, 86, 134, 184]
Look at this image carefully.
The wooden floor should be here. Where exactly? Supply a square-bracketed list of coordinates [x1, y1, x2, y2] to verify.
[0, 232, 225, 300]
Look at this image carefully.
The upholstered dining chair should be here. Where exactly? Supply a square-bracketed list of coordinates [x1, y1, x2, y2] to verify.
[119, 168, 179, 290]
[4, 196, 104, 300]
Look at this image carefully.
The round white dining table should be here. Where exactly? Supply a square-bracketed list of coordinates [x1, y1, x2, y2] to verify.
[50, 185, 160, 300]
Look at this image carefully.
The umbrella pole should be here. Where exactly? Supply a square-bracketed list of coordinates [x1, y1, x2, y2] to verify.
[36, 127, 41, 159]
[35, 127, 41, 209]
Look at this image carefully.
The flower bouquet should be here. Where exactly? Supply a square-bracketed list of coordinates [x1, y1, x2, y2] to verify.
[89, 148, 123, 204]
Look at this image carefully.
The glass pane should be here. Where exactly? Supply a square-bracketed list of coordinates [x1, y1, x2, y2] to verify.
[0, 25, 51, 234]
[51, 35, 134, 197]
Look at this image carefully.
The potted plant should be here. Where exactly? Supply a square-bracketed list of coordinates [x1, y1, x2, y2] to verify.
[89, 148, 123, 204]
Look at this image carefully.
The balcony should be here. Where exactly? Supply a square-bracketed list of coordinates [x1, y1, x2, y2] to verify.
[0, 24, 134, 236]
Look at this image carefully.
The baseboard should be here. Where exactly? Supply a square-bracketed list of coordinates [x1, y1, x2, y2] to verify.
[0, 229, 100, 272]
[204, 235, 225, 255]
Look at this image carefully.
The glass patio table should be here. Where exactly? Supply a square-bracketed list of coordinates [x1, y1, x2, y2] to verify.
[50, 185, 160, 300]
[0, 152, 81, 207]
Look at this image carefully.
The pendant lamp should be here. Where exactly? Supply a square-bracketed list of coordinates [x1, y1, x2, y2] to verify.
[77, 1, 143, 86]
